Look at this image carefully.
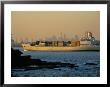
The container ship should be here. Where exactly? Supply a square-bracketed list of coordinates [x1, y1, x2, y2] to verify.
[21, 32, 100, 51]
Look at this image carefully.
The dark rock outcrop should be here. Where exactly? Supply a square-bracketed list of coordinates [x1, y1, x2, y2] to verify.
[11, 48, 78, 69]
[85, 63, 97, 65]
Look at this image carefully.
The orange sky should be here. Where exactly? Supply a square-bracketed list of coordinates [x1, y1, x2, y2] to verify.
[11, 11, 100, 42]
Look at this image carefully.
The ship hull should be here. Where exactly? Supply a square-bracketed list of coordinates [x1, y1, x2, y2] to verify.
[22, 44, 100, 51]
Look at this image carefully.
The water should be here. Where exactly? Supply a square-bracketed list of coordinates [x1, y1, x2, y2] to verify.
[12, 47, 100, 77]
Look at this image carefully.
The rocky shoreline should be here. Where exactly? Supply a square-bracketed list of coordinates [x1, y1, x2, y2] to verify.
[11, 48, 78, 70]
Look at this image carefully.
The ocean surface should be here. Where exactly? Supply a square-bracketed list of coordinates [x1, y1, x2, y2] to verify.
[12, 47, 100, 77]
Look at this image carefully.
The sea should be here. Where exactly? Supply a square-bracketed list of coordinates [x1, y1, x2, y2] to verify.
[11, 47, 100, 77]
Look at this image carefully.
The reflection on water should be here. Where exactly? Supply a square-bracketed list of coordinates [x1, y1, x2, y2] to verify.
[12, 47, 100, 77]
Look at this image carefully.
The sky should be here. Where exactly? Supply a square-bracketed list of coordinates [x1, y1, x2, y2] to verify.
[11, 11, 100, 42]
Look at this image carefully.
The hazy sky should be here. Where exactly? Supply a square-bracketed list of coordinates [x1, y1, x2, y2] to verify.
[11, 11, 100, 42]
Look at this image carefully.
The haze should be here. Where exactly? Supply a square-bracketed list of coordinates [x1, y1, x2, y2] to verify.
[11, 11, 100, 42]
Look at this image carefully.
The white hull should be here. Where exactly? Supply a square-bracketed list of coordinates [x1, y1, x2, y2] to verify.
[22, 44, 100, 51]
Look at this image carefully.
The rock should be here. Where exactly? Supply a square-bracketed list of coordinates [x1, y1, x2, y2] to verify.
[85, 63, 97, 65]
[11, 48, 78, 69]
